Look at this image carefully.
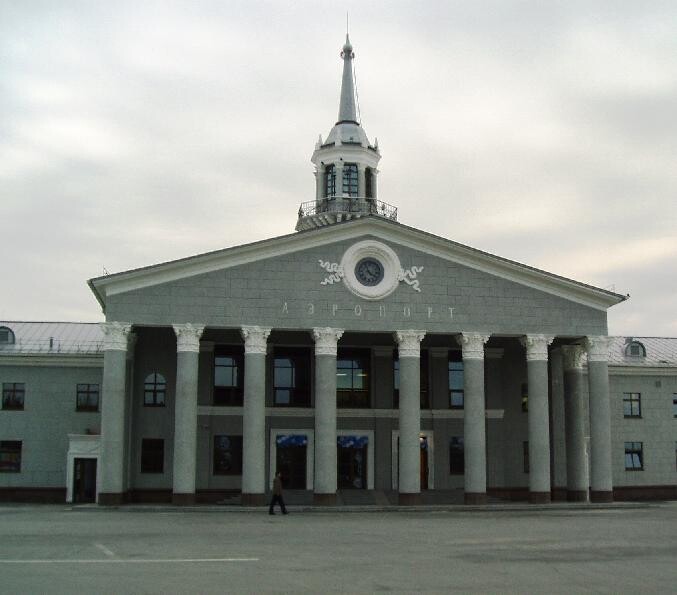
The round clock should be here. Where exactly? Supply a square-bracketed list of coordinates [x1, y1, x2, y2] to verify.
[355, 257, 384, 286]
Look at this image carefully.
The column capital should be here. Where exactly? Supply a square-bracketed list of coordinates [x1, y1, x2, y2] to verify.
[172, 324, 205, 353]
[312, 327, 344, 356]
[585, 336, 610, 362]
[561, 344, 586, 370]
[394, 330, 426, 358]
[100, 322, 132, 351]
[240, 326, 271, 354]
[456, 332, 490, 360]
[520, 334, 554, 361]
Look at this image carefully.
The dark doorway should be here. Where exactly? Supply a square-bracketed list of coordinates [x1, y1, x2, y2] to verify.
[420, 437, 429, 490]
[337, 436, 368, 489]
[275, 435, 307, 489]
[73, 458, 97, 503]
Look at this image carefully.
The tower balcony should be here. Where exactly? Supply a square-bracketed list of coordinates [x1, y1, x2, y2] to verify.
[296, 197, 398, 231]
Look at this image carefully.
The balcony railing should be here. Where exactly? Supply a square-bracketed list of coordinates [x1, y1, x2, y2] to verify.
[297, 197, 398, 221]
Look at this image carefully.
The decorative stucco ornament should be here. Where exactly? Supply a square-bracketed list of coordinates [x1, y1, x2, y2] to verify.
[318, 240, 424, 299]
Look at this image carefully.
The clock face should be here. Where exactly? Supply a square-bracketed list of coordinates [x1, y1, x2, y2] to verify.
[355, 258, 384, 286]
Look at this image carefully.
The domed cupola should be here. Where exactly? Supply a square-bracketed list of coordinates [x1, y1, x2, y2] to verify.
[296, 35, 397, 231]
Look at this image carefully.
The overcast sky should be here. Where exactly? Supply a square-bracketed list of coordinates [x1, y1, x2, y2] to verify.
[1, 1, 675, 336]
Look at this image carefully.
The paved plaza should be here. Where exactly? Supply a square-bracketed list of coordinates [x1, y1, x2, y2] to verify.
[0, 503, 675, 594]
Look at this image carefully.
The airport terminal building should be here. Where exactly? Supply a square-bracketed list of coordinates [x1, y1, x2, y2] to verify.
[1, 37, 675, 505]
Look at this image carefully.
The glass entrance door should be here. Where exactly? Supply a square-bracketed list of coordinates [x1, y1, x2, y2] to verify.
[275, 435, 308, 489]
[337, 436, 368, 489]
[73, 458, 97, 503]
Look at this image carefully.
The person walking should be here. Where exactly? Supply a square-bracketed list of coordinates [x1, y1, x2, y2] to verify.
[269, 471, 288, 515]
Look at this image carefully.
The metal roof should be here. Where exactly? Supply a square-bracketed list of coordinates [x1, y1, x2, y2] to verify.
[0, 321, 103, 355]
[607, 336, 677, 367]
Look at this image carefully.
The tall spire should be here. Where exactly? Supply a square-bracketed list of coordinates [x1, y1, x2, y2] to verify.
[337, 34, 358, 124]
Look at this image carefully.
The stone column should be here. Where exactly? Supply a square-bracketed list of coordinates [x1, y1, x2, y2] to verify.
[98, 321, 132, 505]
[521, 334, 554, 503]
[171, 323, 205, 505]
[240, 326, 271, 505]
[312, 327, 344, 504]
[562, 345, 588, 501]
[457, 332, 490, 504]
[585, 336, 614, 503]
[550, 348, 567, 500]
[394, 330, 426, 505]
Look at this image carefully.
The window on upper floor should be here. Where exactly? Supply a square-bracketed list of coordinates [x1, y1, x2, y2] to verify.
[2, 383, 24, 410]
[624, 441, 643, 470]
[214, 347, 244, 406]
[673, 394, 677, 418]
[393, 350, 429, 409]
[76, 384, 99, 412]
[449, 437, 464, 475]
[337, 349, 370, 408]
[448, 351, 464, 409]
[140, 438, 164, 473]
[0, 326, 15, 345]
[623, 392, 641, 418]
[324, 164, 336, 198]
[144, 373, 166, 407]
[0, 441, 22, 473]
[342, 163, 358, 197]
[273, 348, 311, 407]
[625, 341, 646, 358]
[213, 435, 243, 475]
[521, 383, 529, 412]
[365, 167, 374, 198]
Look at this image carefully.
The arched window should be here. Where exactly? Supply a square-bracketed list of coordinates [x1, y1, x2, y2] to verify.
[0, 327, 15, 346]
[625, 341, 646, 358]
[144, 373, 166, 407]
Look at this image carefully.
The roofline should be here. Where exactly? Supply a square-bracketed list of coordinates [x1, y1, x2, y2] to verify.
[88, 216, 628, 312]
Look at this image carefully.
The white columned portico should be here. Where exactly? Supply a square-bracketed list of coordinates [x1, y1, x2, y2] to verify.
[240, 325, 271, 506]
[521, 334, 554, 503]
[457, 332, 490, 504]
[394, 330, 426, 505]
[98, 321, 132, 505]
[171, 323, 204, 505]
[562, 344, 589, 501]
[312, 327, 344, 505]
[585, 336, 614, 503]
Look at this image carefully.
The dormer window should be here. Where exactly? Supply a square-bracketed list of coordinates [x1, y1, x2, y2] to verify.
[0, 327, 15, 346]
[343, 163, 358, 197]
[625, 341, 646, 358]
[324, 164, 336, 198]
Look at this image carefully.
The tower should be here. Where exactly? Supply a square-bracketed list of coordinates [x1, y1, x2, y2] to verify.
[296, 35, 396, 231]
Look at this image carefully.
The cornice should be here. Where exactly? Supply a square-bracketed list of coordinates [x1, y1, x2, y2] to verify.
[0, 354, 103, 368]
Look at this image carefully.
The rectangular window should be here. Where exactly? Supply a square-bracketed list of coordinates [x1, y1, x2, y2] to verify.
[273, 348, 311, 407]
[337, 349, 370, 408]
[213, 435, 243, 475]
[521, 383, 528, 412]
[342, 163, 358, 197]
[448, 352, 464, 409]
[449, 437, 464, 474]
[523, 441, 530, 473]
[76, 384, 99, 412]
[624, 441, 643, 470]
[393, 351, 429, 409]
[0, 441, 22, 473]
[623, 393, 641, 418]
[141, 439, 164, 473]
[2, 383, 25, 410]
[144, 373, 166, 407]
[214, 347, 244, 406]
[673, 394, 677, 418]
[324, 164, 336, 198]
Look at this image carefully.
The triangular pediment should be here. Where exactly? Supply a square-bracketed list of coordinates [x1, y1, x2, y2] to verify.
[90, 217, 625, 313]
